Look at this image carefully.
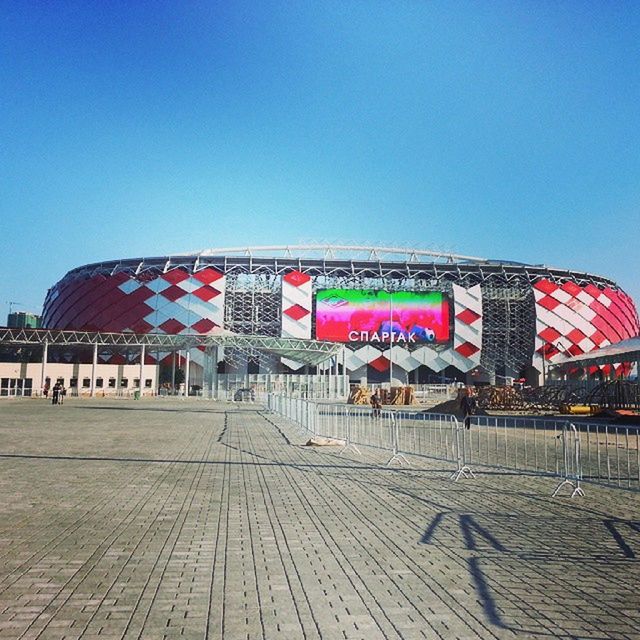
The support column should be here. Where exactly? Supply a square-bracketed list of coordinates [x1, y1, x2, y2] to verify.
[171, 351, 176, 394]
[185, 350, 191, 397]
[139, 344, 145, 398]
[40, 340, 48, 397]
[212, 346, 219, 400]
[90, 342, 98, 397]
[342, 346, 348, 398]
[155, 350, 161, 395]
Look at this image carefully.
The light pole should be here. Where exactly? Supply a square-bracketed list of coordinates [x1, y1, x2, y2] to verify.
[388, 292, 393, 390]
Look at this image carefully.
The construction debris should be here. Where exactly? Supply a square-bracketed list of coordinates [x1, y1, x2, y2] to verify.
[304, 436, 346, 447]
[348, 386, 418, 406]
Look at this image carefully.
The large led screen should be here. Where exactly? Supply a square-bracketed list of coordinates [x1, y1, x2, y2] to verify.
[315, 289, 450, 344]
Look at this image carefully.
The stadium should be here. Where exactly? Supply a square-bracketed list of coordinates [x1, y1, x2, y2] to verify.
[39, 245, 639, 387]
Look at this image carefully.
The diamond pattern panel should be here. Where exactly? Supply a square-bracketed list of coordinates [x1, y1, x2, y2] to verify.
[43, 269, 226, 336]
[193, 267, 224, 285]
[281, 270, 312, 340]
[162, 268, 190, 285]
[42, 263, 637, 380]
[533, 279, 639, 372]
[369, 355, 390, 372]
[191, 318, 216, 334]
[451, 284, 482, 372]
[159, 318, 187, 334]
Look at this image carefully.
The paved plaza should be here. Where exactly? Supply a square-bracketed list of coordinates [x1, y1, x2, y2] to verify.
[0, 398, 638, 640]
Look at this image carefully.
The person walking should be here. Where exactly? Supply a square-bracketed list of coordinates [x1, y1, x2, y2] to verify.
[51, 381, 60, 405]
[460, 388, 477, 429]
[370, 390, 382, 419]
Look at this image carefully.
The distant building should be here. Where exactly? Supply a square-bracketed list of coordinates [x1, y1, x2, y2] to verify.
[7, 311, 42, 329]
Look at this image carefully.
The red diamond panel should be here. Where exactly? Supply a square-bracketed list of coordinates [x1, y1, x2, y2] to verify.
[455, 342, 480, 358]
[566, 328, 587, 345]
[560, 281, 583, 297]
[161, 268, 190, 285]
[159, 318, 187, 334]
[567, 344, 584, 356]
[539, 345, 559, 359]
[130, 319, 154, 334]
[584, 284, 602, 299]
[456, 308, 481, 325]
[160, 285, 188, 301]
[191, 318, 217, 333]
[369, 355, 390, 372]
[192, 286, 221, 302]
[538, 295, 561, 312]
[539, 327, 562, 343]
[283, 270, 311, 287]
[283, 304, 310, 321]
[591, 315, 617, 343]
[193, 268, 224, 285]
[533, 279, 559, 295]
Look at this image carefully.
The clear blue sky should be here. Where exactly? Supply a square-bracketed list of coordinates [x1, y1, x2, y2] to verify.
[1, 1, 639, 322]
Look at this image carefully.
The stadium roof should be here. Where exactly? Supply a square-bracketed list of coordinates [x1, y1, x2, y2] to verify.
[187, 244, 492, 264]
[62, 244, 617, 287]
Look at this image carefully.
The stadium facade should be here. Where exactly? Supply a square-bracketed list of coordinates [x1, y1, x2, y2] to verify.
[41, 246, 639, 384]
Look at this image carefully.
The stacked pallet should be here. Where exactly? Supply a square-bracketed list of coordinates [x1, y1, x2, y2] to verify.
[348, 386, 371, 405]
[348, 386, 417, 406]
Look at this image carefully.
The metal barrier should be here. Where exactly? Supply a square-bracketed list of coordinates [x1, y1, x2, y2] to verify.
[451, 417, 475, 482]
[267, 394, 462, 478]
[266, 394, 640, 494]
[552, 423, 584, 498]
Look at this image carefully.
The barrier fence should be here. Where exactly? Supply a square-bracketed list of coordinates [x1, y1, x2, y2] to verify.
[266, 394, 640, 494]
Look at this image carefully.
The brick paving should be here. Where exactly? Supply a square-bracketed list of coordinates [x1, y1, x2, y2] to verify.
[0, 398, 638, 640]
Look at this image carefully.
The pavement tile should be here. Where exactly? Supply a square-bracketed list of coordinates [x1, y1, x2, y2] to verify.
[0, 398, 638, 639]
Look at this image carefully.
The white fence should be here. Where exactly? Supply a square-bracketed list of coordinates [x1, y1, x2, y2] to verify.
[266, 395, 640, 493]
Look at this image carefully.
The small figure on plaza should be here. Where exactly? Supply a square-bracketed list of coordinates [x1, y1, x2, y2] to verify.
[51, 381, 61, 405]
[370, 390, 382, 418]
[460, 387, 477, 429]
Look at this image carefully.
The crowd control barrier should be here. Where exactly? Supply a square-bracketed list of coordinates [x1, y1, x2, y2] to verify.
[266, 394, 640, 494]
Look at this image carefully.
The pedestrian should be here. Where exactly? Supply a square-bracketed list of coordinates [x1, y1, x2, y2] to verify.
[59, 384, 66, 405]
[370, 390, 382, 419]
[51, 381, 60, 405]
[460, 388, 477, 429]
[43, 380, 50, 399]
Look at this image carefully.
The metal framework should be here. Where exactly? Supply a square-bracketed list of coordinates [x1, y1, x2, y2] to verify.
[0, 328, 340, 366]
[56, 247, 618, 288]
[42, 245, 632, 380]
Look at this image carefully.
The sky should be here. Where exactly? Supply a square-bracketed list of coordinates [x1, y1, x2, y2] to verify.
[1, 1, 639, 322]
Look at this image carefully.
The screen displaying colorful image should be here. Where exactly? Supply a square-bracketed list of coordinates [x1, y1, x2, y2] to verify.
[315, 289, 450, 344]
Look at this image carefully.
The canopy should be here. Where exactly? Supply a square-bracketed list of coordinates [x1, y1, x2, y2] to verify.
[0, 327, 341, 366]
[549, 336, 640, 371]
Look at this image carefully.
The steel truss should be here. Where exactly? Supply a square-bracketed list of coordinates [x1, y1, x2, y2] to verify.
[57, 251, 618, 289]
[44, 246, 626, 378]
[0, 328, 340, 366]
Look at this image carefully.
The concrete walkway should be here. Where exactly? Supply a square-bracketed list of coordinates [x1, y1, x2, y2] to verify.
[0, 398, 638, 640]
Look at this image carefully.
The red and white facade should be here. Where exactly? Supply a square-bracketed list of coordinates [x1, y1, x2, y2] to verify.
[41, 249, 639, 381]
